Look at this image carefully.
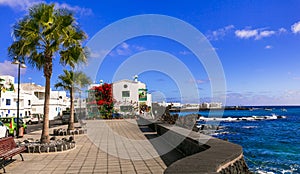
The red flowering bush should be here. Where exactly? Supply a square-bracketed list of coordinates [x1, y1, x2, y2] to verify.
[90, 83, 114, 119]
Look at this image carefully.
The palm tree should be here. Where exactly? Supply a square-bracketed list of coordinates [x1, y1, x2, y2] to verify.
[55, 70, 91, 131]
[8, 3, 87, 143]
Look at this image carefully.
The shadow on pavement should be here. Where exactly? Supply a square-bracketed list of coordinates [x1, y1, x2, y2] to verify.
[137, 121, 185, 167]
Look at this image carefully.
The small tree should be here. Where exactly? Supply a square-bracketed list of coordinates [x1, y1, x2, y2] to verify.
[55, 70, 91, 130]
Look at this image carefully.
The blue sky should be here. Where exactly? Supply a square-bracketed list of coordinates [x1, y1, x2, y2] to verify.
[0, 0, 300, 106]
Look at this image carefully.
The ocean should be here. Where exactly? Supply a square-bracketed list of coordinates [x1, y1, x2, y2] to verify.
[177, 106, 300, 174]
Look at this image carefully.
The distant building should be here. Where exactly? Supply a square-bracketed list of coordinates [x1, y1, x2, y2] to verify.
[74, 93, 87, 118]
[209, 102, 222, 109]
[182, 103, 199, 109]
[158, 101, 182, 108]
[200, 102, 210, 109]
[200, 102, 222, 109]
[0, 75, 69, 120]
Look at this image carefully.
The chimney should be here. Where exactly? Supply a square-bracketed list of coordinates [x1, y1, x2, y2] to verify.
[134, 75, 138, 82]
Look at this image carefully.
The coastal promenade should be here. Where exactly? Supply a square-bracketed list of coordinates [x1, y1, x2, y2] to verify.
[5, 119, 172, 174]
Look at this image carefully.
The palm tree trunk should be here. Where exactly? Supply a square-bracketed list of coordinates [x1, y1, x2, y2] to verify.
[41, 56, 52, 144]
[68, 86, 75, 130]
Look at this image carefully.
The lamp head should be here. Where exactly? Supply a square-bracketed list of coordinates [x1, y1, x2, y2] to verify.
[11, 57, 20, 65]
[20, 62, 26, 68]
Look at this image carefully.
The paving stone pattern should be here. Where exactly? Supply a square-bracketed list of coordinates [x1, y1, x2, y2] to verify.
[5, 119, 167, 174]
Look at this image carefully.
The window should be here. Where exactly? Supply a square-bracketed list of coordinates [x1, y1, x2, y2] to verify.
[122, 91, 130, 97]
[120, 106, 133, 112]
[6, 99, 11, 106]
[123, 84, 128, 88]
[28, 100, 31, 106]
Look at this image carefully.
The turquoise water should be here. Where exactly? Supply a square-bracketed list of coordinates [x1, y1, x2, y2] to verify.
[177, 106, 300, 174]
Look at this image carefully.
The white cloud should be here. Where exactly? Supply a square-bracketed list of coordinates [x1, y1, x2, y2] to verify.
[278, 27, 287, 33]
[207, 25, 235, 40]
[235, 28, 276, 40]
[0, 0, 92, 16]
[265, 45, 273, 49]
[110, 42, 146, 57]
[132, 45, 145, 51]
[0, 0, 41, 11]
[291, 21, 300, 34]
[0, 60, 26, 77]
[257, 30, 275, 39]
[54, 3, 93, 16]
[116, 42, 131, 56]
[121, 42, 129, 49]
[89, 49, 112, 58]
[235, 29, 258, 39]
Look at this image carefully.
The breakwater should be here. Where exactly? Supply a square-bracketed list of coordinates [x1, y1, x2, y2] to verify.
[139, 118, 251, 174]
[169, 106, 250, 112]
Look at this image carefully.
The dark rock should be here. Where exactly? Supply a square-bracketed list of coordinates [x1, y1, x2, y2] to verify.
[53, 129, 57, 135]
[57, 144, 63, 151]
[49, 146, 56, 152]
[59, 131, 64, 136]
[69, 136, 74, 142]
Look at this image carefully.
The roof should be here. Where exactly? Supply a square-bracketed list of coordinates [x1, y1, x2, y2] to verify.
[20, 83, 44, 91]
[113, 79, 139, 84]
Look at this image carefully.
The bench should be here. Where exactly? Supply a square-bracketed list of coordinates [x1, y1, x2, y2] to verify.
[0, 137, 26, 173]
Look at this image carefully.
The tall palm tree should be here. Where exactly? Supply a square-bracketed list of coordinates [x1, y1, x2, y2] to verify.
[8, 3, 87, 143]
[55, 70, 91, 130]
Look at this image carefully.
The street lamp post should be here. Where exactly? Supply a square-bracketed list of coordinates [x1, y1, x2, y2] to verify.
[12, 57, 26, 138]
[79, 90, 82, 119]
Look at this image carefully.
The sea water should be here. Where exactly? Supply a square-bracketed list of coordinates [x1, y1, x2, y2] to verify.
[178, 106, 300, 174]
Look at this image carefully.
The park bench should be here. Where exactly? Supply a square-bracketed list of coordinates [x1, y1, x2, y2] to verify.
[0, 137, 26, 173]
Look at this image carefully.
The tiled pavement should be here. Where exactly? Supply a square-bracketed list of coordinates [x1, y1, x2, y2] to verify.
[4, 119, 168, 174]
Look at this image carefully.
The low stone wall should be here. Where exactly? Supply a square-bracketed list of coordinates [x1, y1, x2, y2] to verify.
[18, 136, 76, 153]
[218, 155, 250, 174]
[145, 121, 251, 174]
[53, 127, 86, 136]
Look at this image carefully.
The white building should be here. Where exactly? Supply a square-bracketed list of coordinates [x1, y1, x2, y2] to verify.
[0, 75, 70, 120]
[74, 92, 87, 118]
[159, 102, 182, 108]
[200, 102, 222, 109]
[182, 103, 199, 109]
[113, 78, 152, 114]
[0, 75, 28, 117]
[21, 83, 69, 120]
[87, 76, 152, 116]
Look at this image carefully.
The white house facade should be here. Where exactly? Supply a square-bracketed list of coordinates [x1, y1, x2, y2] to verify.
[21, 83, 70, 120]
[0, 75, 70, 120]
[113, 77, 152, 115]
[87, 76, 152, 116]
[0, 75, 28, 117]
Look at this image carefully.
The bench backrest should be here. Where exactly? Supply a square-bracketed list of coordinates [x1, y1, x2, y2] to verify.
[0, 137, 17, 154]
